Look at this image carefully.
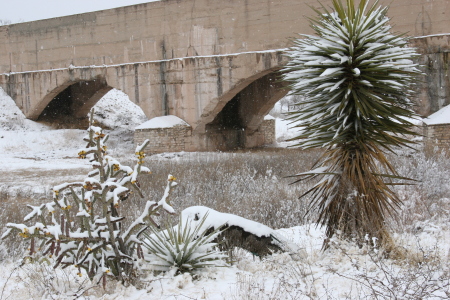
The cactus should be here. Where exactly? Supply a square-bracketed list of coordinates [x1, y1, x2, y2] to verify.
[2, 109, 178, 284]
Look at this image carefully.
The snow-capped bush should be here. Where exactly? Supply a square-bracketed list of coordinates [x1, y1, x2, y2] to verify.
[142, 212, 227, 274]
[1, 109, 178, 284]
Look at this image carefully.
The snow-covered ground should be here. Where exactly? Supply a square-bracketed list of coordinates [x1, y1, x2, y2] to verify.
[1, 223, 448, 299]
[0, 88, 449, 299]
[0, 88, 147, 193]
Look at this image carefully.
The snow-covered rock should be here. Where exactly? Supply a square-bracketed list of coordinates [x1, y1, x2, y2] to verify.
[181, 206, 301, 256]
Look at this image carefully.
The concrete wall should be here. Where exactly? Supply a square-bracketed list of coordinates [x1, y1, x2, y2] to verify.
[411, 35, 450, 116]
[0, 50, 285, 126]
[1, 0, 448, 122]
[423, 123, 450, 155]
[261, 119, 276, 145]
[134, 124, 193, 153]
[1, 0, 448, 73]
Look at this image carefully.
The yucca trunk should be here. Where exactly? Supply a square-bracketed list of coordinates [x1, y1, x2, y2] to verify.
[314, 142, 400, 243]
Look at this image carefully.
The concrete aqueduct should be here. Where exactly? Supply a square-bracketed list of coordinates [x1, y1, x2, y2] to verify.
[0, 0, 449, 151]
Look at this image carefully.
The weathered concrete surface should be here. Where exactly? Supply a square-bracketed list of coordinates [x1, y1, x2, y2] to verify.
[1, 0, 448, 71]
[423, 123, 450, 157]
[0, 0, 449, 150]
[412, 35, 450, 117]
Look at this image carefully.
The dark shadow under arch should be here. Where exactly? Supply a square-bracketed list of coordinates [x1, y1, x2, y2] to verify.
[38, 77, 112, 128]
[205, 71, 288, 150]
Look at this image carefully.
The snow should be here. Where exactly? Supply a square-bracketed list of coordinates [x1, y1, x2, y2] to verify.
[181, 206, 300, 254]
[1, 221, 447, 299]
[423, 104, 450, 125]
[268, 100, 305, 145]
[320, 67, 343, 77]
[398, 115, 423, 126]
[0, 89, 48, 131]
[0, 87, 149, 191]
[0, 89, 89, 175]
[135, 115, 189, 130]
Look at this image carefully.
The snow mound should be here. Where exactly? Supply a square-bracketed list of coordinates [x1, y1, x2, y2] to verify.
[136, 115, 190, 129]
[0, 88, 49, 131]
[423, 105, 450, 125]
[93, 89, 148, 129]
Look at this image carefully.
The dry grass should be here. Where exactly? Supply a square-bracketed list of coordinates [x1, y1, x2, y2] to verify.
[387, 148, 450, 233]
[1, 146, 449, 260]
[119, 148, 322, 230]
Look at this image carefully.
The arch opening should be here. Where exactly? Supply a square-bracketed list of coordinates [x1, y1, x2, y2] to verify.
[205, 71, 288, 151]
[38, 78, 112, 128]
[206, 94, 246, 149]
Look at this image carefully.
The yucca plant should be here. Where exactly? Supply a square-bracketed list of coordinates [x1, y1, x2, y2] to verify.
[282, 0, 421, 247]
[142, 213, 227, 274]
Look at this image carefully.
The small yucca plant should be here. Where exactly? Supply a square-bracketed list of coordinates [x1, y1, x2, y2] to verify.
[142, 213, 227, 274]
[282, 0, 421, 247]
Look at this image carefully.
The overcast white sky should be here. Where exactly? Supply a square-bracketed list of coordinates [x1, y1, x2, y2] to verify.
[0, 0, 159, 23]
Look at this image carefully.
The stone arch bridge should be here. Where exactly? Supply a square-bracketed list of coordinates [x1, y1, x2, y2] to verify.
[0, 0, 449, 151]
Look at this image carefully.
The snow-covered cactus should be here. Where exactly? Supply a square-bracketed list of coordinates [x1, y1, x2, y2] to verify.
[2, 109, 178, 283]
[283, 0, 421, 247]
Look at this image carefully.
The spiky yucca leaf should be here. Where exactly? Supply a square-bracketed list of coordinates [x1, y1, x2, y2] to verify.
[282, 0, 421, 247]
[142, 213, 227, 273]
